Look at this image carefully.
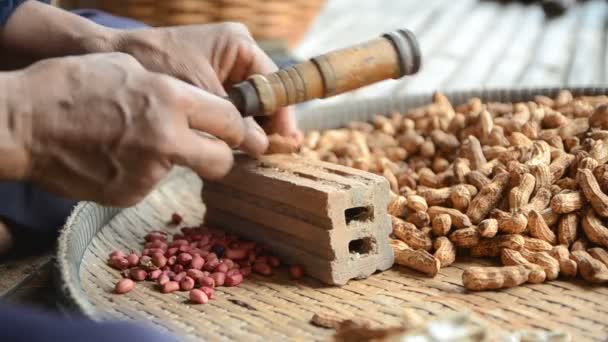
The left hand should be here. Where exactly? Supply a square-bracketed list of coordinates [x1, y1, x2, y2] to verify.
[109, 23, 303, 145]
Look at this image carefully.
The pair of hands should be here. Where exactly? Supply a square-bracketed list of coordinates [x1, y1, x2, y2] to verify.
[7, 22, 301, 207]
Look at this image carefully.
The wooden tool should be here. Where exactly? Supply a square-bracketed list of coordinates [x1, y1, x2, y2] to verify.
[227, 28, 421, 116]
[203, 154, 394, 285]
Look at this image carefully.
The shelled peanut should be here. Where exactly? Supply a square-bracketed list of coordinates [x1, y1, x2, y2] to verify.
[108, 213, 305, 303]
[297, 91, 608, 290]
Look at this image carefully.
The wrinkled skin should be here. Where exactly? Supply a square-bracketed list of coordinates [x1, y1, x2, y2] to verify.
[11, 53, 259, 207]
[109, 22, 302, 143]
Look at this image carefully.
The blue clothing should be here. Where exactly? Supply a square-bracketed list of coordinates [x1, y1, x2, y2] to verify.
[0, 305, 175, 342]
[0, 0, 50, 26]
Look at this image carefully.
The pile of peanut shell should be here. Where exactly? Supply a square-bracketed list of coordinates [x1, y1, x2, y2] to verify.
[296, 90, 608, 290]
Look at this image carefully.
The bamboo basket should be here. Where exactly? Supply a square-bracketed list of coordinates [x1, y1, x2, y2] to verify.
[86, 0, 325, 48]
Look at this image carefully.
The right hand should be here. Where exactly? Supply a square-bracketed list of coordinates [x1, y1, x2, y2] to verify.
[11, 53, 266, 207]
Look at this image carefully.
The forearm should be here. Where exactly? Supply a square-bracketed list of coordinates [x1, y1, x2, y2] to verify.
[1, 1, 116, 58]
[0, 70, 30, 180]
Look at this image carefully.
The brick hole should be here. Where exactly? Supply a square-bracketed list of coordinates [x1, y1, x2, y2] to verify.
[344, 206, 374, 224]
[348, 237, 375, 255]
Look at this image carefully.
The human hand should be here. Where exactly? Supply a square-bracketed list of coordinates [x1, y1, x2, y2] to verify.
[109, 23, 302, 143]
[9, 53, 265, 206]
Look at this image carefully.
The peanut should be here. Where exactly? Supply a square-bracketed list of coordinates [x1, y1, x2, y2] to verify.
[470, 234, 525, 257]
[570, 250, 608, 283]
[462, 265, 529, 291]
[406, 195, 428, 212]
[588, 247, 608, 268]
[189, 289, 209, 304]
[519, 249, 560, 281]
[589, 104, 608, 129]
[557, 213, 578, 247]
[391, 239, 439, 277]
[541, 207, 560, 227]
[500, 249, 546, 283]
[266, 134, 299, 154]
[114, 279, 135, 294]
[427, 206, 472, 229]
[391, 216, 432, 251]
[299, 92, 608, 289]
[548, 246, 577, 277]
[433, 237, 456, 267]
[496, 211, 528, 234]
[431, 214, 452, 237]
[509, 173, 535, 210]
[527, 210, 557, 244]
[405, 211, 430, 229]
[550, 190, 584, 214]
[581, 208, 608, 248]
[467, 173, 510, 224]
[466, 171, 491, 190]
[578, 168, 608, 217]
[388, 193, 408, 217]
[289, 265, 305, 279]
[523, 237, 553, 253]
[478, 219, 498, 238]
[449, 227, 480, 248]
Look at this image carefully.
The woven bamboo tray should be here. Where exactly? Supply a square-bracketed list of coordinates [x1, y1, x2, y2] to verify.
[56, 87, 608, 342]
[93, 0, 325, 48]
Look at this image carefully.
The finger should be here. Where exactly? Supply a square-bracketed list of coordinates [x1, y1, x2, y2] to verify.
[225, 43, 303, 142]
[238, 117, 269, 157]
[165, 77, 247, 148]
[171, 130, 234, 180]
[225, 40, 278, 87]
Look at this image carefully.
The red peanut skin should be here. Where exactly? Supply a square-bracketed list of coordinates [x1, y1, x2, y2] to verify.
[289, 265, 304, 279]
[200, 286, 214, 299]
[172, 264, 184, 273]
[253, 262, 272, 276]
[115, 279, 134, 294]
[204, 258, 220, 272]
[187, 269, 204, 279]
[225, 248, 248, 260]
[167, 255, 177, 266]
[177, 253, 193, 265]
[216, 263, 229, 273]
[129, 267, 147, 281]
[157, 274, 170, 286]
[190, 255, 205, 270]
[109, 256, 129, 270]
[189, 289, 209, 304]
[161, 281, 180, 294]
[225, 273, 243, 286]
[180, 276, 195, 291]
[110, 250, 125, 259]
[211, 272, 225, 286]
[268, 256, 280, 267]
[199, 276, 215, 288]
[152, 253, 167, 268]
[148, 269, 162, 280]
[173, 271, 187, 283]
[126, 253, 140, 267]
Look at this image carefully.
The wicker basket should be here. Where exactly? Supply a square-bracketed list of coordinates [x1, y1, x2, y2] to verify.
[93, 0, 325, 47]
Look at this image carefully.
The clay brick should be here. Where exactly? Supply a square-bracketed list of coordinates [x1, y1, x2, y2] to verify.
[202, 154, 394, 285]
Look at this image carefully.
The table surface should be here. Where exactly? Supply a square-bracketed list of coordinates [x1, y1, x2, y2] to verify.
[2, 0, 607, 312]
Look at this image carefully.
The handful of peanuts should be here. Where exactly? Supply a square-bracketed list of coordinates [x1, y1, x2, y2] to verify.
[295, 90, 608, 291]
[109, 213, 304, 304]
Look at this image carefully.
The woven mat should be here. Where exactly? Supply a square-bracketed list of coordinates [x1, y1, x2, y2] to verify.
[75, 169, 608, 342]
